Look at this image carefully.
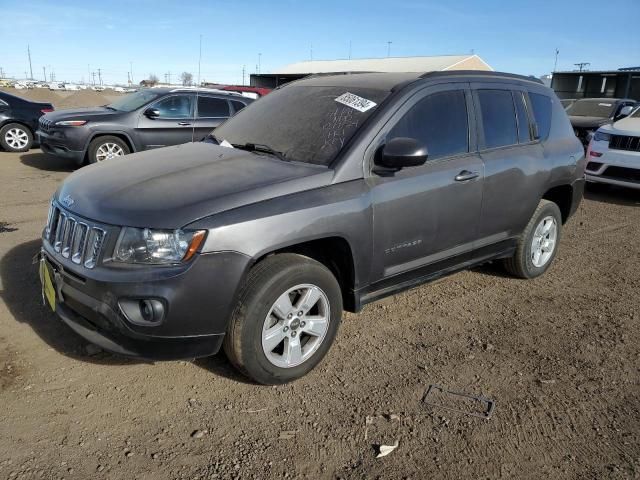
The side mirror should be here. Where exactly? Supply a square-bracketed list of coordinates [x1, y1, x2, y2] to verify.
[618, 105, 634, 118]
[376, 137, 428, 170]
[144, 108, 160, 118]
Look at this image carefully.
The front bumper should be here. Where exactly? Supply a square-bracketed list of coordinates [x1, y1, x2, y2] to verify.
[585, 141, 640, 190]
[41, 243, 252, 361]
[37, 128, 86, 163]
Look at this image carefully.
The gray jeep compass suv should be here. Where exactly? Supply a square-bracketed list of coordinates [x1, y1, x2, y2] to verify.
[37, 88, 252, 165]
[39, 71, 585, 384]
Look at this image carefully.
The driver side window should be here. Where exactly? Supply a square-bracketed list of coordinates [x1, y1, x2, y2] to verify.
[152, 95, 193, 119]
[388, 90, 469, 160]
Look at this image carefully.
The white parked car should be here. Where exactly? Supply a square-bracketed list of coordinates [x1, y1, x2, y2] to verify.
[64, 84, 81, 91]
[49, 83, 64, 91]
[91, 85, 105, 92]
[587, 106, 640, 189]
[13, 82, 27, 89]
[113, 86, 125, 93]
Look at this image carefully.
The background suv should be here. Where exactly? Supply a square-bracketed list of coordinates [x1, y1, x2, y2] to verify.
[0, 91, 54, 152]
[41, 71, 584, 384]
[37, 88, 252, 165]
[586, 106, 640, 189]
[566, 97, 637, 147]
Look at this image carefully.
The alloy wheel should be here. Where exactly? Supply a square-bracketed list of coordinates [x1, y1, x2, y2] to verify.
[5, 128, 29, 150]
[531, 215, 557, 267]
[261, 284, 331, 368]
[95, 142, 124, 162]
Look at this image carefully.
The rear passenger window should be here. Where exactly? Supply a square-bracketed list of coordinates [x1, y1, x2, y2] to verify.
[388, 90, 468, 160]
[231, 100, 247, 113]
[514, 91, 532, 143]
[477, 90, 518, 149]
[197, 97, 230, 118]
[528, 93, 552, 140]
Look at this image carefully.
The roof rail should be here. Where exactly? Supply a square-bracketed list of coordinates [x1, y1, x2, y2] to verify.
[419, 70, 544, 84]
[169, 87, 242, 96]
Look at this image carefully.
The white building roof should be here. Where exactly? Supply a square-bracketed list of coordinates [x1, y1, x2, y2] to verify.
[273, 55, 492, 74]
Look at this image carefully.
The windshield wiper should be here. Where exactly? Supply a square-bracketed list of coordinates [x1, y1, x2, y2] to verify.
[232, 143, 289, 161]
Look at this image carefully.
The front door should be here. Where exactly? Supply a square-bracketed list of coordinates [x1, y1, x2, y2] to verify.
[368, 84, 484, 289]
[136, 94, 195, 149]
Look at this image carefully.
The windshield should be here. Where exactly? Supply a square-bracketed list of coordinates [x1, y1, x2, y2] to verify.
[213, 85, 390, 165]
[107, 89, 164, 112]
[630, 106, 640, 118]
[566, 99, 616, 118]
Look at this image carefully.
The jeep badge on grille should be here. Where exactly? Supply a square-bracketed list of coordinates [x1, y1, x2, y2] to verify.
[62, 195, 75, 208]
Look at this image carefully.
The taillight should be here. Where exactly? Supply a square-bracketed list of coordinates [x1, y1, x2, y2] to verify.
[40, 108, 54, 113]
[589, 151, 603, 157]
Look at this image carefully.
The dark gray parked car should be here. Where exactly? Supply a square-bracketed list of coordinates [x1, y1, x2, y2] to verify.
[37, 88, 252, 165]
[39, 71, 585, 384]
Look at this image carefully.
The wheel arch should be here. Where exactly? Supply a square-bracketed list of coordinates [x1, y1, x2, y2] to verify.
[0, 120, 34, 135]
[542, 184, 574, 224]
[83, 131, 136, 161]
[251, 236, 358, 312]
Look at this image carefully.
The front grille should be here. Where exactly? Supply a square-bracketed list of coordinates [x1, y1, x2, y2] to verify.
[45, 203, 106, 269]
[601, 166, 640, 183]
[609, 135, 640, 152]
[39, 117, 54, 133]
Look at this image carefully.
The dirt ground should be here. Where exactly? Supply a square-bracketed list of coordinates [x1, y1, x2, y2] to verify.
[0, 145, 639, 480]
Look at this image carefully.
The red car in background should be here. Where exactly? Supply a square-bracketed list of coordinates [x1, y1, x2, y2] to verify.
[220, 85, 272, 99]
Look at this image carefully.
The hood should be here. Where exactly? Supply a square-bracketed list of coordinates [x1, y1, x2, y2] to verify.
[56, 142, 333, 228]
[569, 116, 611, 129]
[43, 106, 120, 122]
[600, 116, 640, 137]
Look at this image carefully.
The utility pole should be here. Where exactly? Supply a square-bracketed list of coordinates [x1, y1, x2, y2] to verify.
[127, 72, 131, 85]
[553, 49, 559, 73]
[258, 53, 262, 74]
[27, 45, 33, 79]
[98, 68, 102, 85]
[242, 65, 246, 85]
[92, 72, 96, 85]
[387, 41, 392, 57]
[0, 67, 4, 78]
[130, 61, 133, 84]
[43, 66, 46, 82]
[574, 62, 590, 72]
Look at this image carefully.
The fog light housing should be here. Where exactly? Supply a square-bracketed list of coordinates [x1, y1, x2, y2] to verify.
[119, 298, 165, 326]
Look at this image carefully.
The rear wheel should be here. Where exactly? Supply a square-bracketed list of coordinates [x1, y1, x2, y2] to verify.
[503, 200, 562, 279]
[223, 254, 343, 384]
[0, 123, 33, 152]
[87, 135, 130, 164]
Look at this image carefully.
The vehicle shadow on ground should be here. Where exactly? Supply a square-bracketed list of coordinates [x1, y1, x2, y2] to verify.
[20, 150, 76, 172]
[471, 261, 512, 279]
[584, 183, 640, 207]
[0, 238, 250, 382]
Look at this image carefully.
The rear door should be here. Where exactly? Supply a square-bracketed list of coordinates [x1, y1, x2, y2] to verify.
[368, 83, 484, 287]
[471, 84, 546, 254]
[191, 95, 232, 141]
[135, 93, 195, 149]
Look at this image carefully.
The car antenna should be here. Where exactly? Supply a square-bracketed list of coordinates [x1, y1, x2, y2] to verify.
[192, 34, 203, 143]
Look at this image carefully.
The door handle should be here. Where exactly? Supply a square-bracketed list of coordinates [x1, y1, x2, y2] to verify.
[455, 170, 479, 182]
[178, 122, 191, 126]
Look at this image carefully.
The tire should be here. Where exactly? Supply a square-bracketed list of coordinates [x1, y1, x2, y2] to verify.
[503, 199, 563, 279]
[87, 135, 130, 164]
[224, 253, 343, 385]
[0, 123, 33, 152]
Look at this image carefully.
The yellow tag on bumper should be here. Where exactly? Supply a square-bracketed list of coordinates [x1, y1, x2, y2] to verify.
[39, 260, 57, 312]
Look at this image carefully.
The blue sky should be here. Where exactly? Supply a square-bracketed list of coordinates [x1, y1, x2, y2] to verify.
[1, 0, 638, 85]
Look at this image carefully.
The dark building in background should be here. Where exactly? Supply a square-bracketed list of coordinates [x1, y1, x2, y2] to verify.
[551, 68, 640, 100]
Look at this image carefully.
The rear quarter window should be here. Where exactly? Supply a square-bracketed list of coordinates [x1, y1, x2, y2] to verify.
[528, 93, 552, 141]
[477, 89, 518, 149]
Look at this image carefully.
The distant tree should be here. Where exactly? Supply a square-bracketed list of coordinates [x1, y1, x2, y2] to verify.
[181, 72, 193, 86]
[147, 73, 159, 86]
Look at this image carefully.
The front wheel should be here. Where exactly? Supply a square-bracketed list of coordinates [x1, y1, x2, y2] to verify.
[503, 199, 562, 279]
[0, 123, 33, 152]
[224, 254, 343, 384]
[87, 135, 130, 164]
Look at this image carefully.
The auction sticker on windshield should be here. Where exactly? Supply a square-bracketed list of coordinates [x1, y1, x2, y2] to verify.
[335, 92, 377, 112]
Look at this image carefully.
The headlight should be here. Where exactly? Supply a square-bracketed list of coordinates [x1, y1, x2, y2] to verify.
[114, 228, 206, 264]
[593, 131, 611, 143]
[55, 120, 87, 126]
